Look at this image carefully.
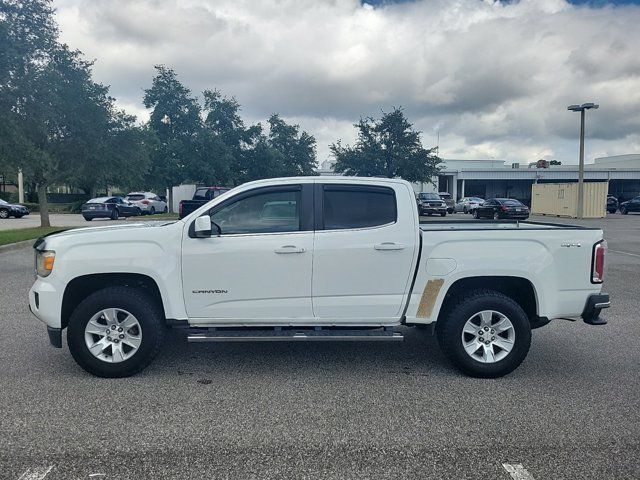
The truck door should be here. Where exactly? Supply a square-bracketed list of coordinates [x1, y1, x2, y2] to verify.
[312, 183, 418, 320]
[182, 184, 314, 321]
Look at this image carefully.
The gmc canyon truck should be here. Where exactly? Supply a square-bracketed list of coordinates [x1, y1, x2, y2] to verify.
[29, 177, 610, 378]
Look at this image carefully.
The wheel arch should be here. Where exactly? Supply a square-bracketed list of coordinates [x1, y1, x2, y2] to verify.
[437, 276, 541, 327]
[61, 273, 166, 330]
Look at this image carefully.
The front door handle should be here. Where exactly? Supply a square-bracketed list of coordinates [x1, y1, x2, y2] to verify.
[374, 242, 405, 251]
[275, 245, 306, 254]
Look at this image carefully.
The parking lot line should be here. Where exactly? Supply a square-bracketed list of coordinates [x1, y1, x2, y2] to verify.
[610, 249, 640, 258]
[502, 463, 536, 480]
[17, 466, 53, 480]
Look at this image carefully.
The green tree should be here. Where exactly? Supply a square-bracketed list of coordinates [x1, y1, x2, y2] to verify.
[267, 114, 317, 177]
[202, 89, 317, 184]
[143, 65, 203, 191]
[0, 0, 59, 225]
[202, 89, 254, 185]
[331, 107, 441, 183]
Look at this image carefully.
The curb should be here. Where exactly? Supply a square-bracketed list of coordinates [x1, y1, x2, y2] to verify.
[0, 239, 34, 254]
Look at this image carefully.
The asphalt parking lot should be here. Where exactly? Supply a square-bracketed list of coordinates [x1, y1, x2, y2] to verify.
[0, 214, 639, 479]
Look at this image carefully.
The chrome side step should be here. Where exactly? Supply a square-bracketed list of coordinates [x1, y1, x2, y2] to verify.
[187, 328, 404, 343]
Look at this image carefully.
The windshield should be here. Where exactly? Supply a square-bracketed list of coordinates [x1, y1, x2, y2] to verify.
[469, 197, 483, 202]
[87, 197, 110, 203]
[418, 193, 441, 201]
[126, 194, 145, 201]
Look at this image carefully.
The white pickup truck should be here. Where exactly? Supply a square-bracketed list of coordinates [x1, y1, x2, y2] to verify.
[29, 177, 609, 378]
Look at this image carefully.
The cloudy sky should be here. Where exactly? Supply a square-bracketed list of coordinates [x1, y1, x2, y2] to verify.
[53, 0, 640, 166]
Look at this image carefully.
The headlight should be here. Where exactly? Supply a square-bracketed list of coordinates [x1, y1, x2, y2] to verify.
[36, 250, 56, 277]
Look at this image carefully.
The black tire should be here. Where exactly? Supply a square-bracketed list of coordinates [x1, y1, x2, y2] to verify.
[473, 210, 479, 219]
[436, 289, 532, 378]
[150, 206, 156, 215]
[136, 208, 142, 216]
[0, 209, 9, 219]
[67, 287, 165, 378]
[163, 206, 168, 213]
[83, 216, 92, 221]
[111, 209, 119, 220]
[620, 206, 628, 215]
[463, 207, 468, 214]
[493, 212, 500, 220]
[440, 212, 446, 217]
[14, 214, 23, 219]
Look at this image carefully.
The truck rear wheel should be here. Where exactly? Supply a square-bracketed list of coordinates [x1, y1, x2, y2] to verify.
[437, 290, 531, 378]
[67, 287, 165, 377]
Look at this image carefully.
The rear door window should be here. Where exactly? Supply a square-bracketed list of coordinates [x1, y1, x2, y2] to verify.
[322, 185, 397, 230]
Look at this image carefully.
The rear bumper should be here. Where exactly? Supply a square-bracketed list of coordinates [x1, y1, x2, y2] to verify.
[82, 210, 111, 219]
[582, 293, 610, 325]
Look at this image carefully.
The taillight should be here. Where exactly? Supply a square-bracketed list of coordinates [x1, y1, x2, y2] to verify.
[501, 206, 508, 212]
[179, 201, 184, 216]
[142, 200, 150, 205]
[592, 240, 606, 283]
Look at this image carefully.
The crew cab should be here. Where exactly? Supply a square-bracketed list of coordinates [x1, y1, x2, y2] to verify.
[29, 177, 609, 378]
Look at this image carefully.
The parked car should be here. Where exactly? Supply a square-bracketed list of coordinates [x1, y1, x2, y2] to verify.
[619, 196, 640, 215]
[125, 192, 168, 215]
[438, 192, 455, 213]
[0, 199, 29, 219]
[417, 192, 447, 216]
[30, 176, 609, 379]
[473, 198, 530, 220]
[81, 197, 141, 221]
[606, 195, 618, 214]
[455, 197, 484, 214]
[179, 186, 231, 219]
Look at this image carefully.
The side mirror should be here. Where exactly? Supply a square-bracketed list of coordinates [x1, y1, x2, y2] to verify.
[194, 215, 212, 238]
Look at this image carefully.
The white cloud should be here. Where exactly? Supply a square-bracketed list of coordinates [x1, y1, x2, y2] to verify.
[53, 0, 640, 164]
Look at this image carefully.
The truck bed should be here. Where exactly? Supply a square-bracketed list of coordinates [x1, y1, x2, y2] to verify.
[419, 220, 599, 231]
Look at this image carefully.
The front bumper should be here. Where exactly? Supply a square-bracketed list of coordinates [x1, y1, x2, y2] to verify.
[29, 277, 63, 329]
[420, 205, 447, 214]
[582, 293, 610, 325]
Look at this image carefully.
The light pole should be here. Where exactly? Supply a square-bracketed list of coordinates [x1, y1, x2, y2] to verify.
[567, 103, 599, 218]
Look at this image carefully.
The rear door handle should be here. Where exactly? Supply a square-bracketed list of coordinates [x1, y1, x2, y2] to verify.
[374, 242, 405, 251]
[275, 245, 306, 254]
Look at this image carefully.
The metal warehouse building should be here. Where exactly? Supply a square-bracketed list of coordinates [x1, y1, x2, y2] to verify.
[316, 154, 640, 204]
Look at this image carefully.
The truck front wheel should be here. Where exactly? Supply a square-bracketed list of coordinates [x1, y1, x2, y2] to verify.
[436, 290, 531, 378]
[67, 287, 165, 377]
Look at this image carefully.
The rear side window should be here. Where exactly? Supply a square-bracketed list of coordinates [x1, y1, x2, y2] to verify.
[322, 185, 396, 230]
[193, 188, 209, 201]
[502, 199, 523, 206]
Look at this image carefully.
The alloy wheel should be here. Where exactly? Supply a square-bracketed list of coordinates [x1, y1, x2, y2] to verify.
[460, 310, 515, 363]
[84, 308, 143, 363]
